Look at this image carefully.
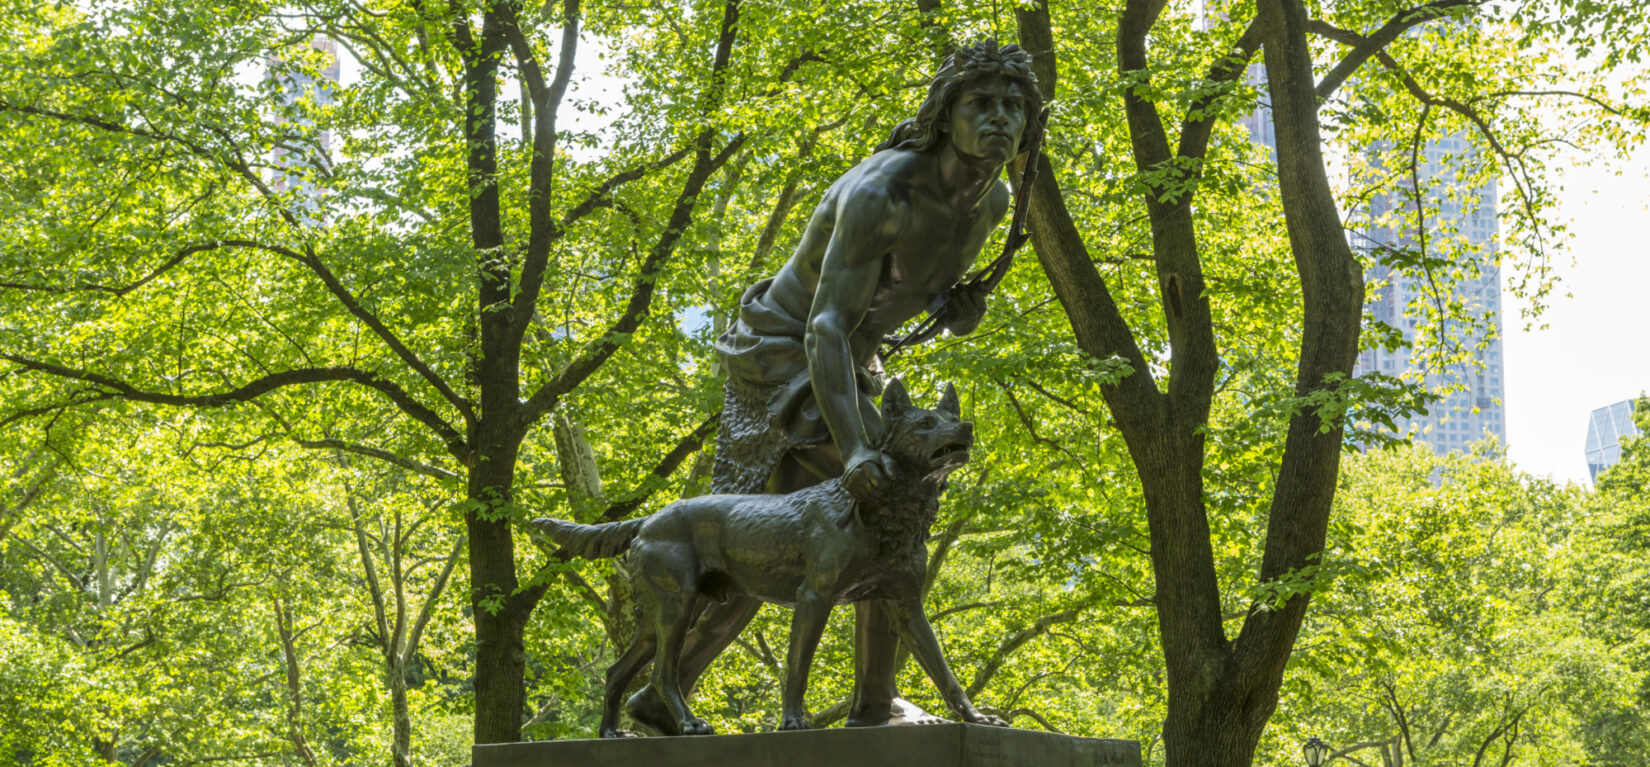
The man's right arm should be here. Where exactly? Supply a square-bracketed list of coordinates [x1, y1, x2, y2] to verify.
[804, 182, 901, 500]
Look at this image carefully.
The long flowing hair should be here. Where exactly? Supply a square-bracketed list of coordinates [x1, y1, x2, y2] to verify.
[875, 40, 1042, 154]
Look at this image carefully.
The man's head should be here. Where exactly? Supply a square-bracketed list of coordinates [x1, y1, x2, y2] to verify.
[876, 40, 1042, 158]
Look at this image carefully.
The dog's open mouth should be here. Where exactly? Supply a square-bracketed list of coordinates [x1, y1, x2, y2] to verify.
[930, 443, 970, 462]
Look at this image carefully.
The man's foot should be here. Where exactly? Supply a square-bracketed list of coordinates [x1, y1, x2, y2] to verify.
[624, 688, 679, 736]
[960, 708, 1010, 727]
[677, 716, 714, 736]
[845, 696, 950, 727]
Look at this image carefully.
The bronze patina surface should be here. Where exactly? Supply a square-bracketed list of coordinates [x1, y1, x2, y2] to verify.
[537, 382, 994, 736]
[536, 40, 1045, 737]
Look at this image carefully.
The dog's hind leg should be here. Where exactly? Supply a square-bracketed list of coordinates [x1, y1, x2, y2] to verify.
[626, 594, 762, 735]
[651, 587, 714, 735]
[599, 627, 656, 738]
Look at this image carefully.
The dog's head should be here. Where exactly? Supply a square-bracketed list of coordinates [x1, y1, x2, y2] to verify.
[878, 379, 973, 482]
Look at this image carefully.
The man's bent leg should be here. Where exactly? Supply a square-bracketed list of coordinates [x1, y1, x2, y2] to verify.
[846, 599, 947, 727]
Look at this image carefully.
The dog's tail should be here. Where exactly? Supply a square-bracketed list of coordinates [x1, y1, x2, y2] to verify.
[532, 516, 646, 559]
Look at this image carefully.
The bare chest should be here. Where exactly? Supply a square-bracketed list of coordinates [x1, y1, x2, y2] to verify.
[861, 207, 996, 332]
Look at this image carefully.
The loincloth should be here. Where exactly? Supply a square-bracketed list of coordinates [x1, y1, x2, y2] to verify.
[711, 278, 884, 494]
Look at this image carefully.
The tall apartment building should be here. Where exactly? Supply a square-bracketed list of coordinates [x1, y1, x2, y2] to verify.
[1350, 146, 1506, 452]
[1232, 56, 1505, 453]
[268, 36, 339, 222]
[1585, 399, 1642, 481]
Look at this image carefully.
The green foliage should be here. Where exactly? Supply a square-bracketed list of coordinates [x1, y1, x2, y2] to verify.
[1256, 445, 1649, 766]
[2, 0, 1646, 763]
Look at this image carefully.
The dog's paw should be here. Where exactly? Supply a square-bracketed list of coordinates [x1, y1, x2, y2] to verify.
[678, 717, 714, 736]
[779, 714, 813, 731]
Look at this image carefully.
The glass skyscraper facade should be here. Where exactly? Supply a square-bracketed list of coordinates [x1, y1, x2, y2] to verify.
[1351, 146, 1506, 453]
[268, 37, 338, 223]
[1585, 399, 1641, 481]
[1232, 65, 1505, 453]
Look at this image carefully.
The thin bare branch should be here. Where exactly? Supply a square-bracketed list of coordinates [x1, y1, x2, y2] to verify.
[594, 410, 721, 523]
[1177, 19, 1264, 163]
[966, 602, 1095, 698]
[516, 131, 747, 424]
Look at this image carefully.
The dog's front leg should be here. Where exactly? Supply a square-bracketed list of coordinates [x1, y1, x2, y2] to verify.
[886, 600, 1009, 727]
[781, 587, 833, 730]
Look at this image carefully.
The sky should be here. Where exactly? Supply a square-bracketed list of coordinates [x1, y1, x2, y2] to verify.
[1502, 143, 1650, 485]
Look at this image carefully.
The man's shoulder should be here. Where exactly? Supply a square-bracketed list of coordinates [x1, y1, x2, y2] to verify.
[818, 152, 924, 237]
[832, 150, 928, 205]
[987, 177, 1012, 217]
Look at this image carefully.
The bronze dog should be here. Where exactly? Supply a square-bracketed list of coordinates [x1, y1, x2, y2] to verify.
[535, 380, 1006, 737]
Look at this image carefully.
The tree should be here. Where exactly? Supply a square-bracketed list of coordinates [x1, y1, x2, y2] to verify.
[0, 0, 747, 746]
[1570, 398, 1650, 765]
[1002, 0, 1643, 763]
[1267, 446, 1642, 766]
[0, 412, 377, 764]
[5, 0, 1643, 756]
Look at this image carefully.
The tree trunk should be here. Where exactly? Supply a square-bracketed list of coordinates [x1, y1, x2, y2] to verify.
[467, 431, 528, 745]
[1013, 0, 1366, 763]
[388, 656, 413, 767]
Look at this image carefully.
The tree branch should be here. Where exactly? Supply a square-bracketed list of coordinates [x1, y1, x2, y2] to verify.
[1314, 0, 1479, 102]
[1004, 707, 1065, 734]
[991, 377, 1085, 466]
[1176, 19, 1264, 164]
[296, 438, 460, 481]
[511, 144, 696, 338]
[514, 408, 720, 613]
[592, 410, 722, 524]
[403, 533, 464, 662]
[1308, 19, 1559, 272]
[343, 481, 393, 654]
[1, 355, 467, 458]
[499, 0, 580, 348]
[1015, 0, 1164, 435]
[966, 603, 1094, 698]
[517, 136, 748, 426]
[517, 0, 744, 425]
[223, 238, 475, 425]
[0, 241, 218, 297]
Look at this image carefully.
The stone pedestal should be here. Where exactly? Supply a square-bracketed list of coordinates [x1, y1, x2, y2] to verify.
[473, 723, 1140, 767]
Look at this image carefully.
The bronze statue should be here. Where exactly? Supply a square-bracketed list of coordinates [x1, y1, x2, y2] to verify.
[587, 40, 1041, 734]
[540, 381, 998, 737]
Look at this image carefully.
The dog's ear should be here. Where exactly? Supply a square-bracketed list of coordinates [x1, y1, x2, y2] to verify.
[881, 378, 913, 421]
[937, 383, 960, 416]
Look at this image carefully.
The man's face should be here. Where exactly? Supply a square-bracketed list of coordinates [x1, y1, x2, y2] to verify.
[945, 76, 1028, 167]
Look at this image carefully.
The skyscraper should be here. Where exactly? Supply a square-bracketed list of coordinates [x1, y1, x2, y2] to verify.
[1230, 62, 1504, 452]
[1205, 3, 1506, 454]
[268, 36, 338, 223]
[1351, 142, 1506, 453]
[1585, 399, 1641, 481]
